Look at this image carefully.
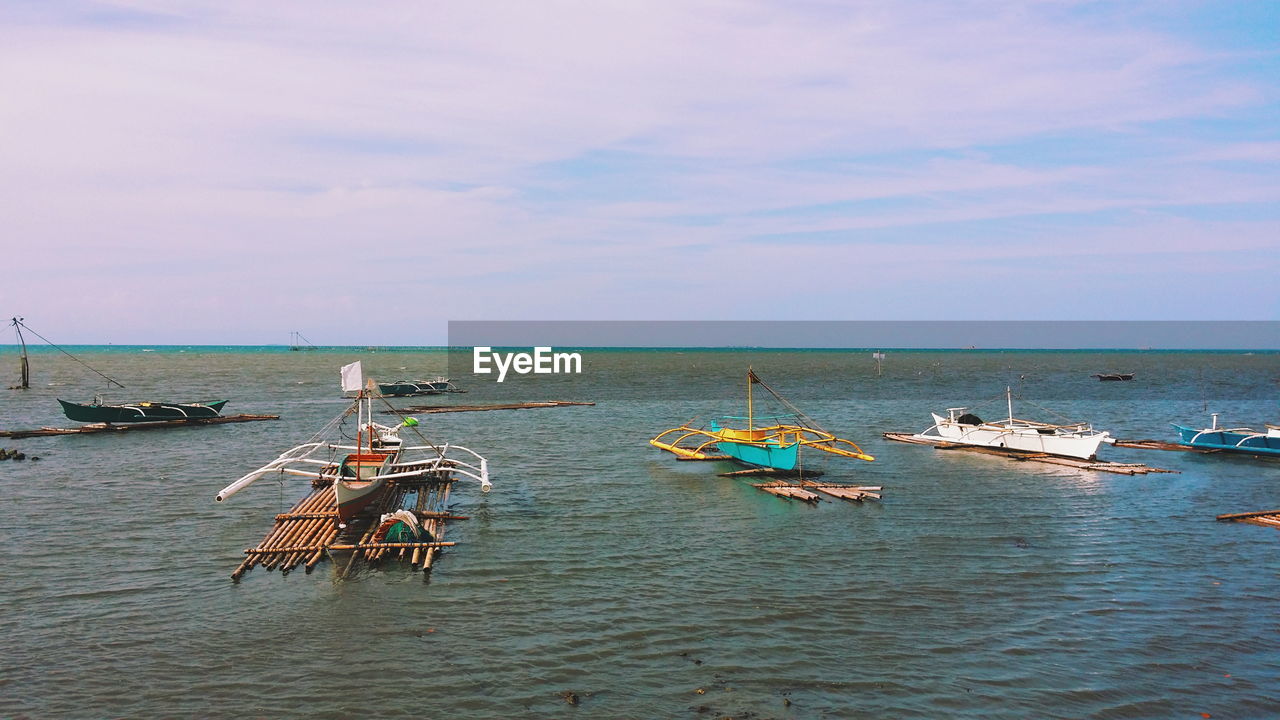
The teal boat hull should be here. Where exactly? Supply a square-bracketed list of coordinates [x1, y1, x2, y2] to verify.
[1173, 424, 1280, 457]
[709, 420, 801, 470]
[715, 439, 800, 470]
[59, 399, 229, 423]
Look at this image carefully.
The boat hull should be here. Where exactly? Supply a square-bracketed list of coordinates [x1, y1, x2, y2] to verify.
[926, 414, 1108, 460]
[1173, 424, 1280, 457]
[333, 479, 389, 522]
[709, 422, 802, 470]
[715, 438, 800, 470]
[333, 452, 395, 523]
[59, 399, 228, 423]
[377, 381, 443, 397]
[377, 382, 421, 397]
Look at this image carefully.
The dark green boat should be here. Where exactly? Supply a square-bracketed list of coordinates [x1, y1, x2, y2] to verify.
[58, 399, 229, 423]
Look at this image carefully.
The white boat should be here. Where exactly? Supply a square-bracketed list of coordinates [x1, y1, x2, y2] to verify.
[913, 387, 1113, 460]
[216, 362, 490, 527]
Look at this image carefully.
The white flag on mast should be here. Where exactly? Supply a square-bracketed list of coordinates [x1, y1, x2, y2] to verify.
[340, 361, 363, 392]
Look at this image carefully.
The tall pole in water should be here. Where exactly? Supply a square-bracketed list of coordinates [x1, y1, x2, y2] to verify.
[11, 317, 29, 390]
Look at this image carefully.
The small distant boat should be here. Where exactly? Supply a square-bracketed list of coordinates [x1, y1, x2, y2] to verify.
[913, 387, 1113, 460]
[417, 377, 463, 393]
[1094, 373, 1135, 381]
[377, 377, 463, 397]
[289, 331, 319, 351]
[59, 399, 229, 423]
[650, 368, 873, 471]
[1173, 414, 1280, 457]
[377, 380, 438, 397]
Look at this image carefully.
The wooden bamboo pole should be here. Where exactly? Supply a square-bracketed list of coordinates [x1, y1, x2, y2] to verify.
[1217, 509, 1280, 521]
[324, 541, 457, 550]
[305, 548, 325, 571]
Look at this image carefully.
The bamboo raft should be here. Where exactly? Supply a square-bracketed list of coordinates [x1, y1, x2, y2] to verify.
[719, 467, 825, 478]
[386, 400, 594, 414]
[232, 466, 460, 581]
[1113, 439, 1220, 453]
[1216, 509, 1280, 530]
[884, 432, 1178, 475]
[0, 414, 279, 439]
[752, 480, 883, 503]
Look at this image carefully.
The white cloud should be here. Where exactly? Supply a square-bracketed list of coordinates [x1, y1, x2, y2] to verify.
[0, 0, 1275, 340]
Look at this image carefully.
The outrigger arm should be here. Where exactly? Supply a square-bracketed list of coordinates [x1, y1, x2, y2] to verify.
[216, 441, 327, 502]
[649, 427, 729, 460]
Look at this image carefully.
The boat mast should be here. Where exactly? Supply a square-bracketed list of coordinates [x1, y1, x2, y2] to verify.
[747, 367, 755, 430]
[1007, 386, 1014, 423]
[11, 317, 28, 390]
[358, 387, 366, 454]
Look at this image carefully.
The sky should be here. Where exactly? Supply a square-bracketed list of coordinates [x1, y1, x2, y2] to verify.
[2, 0, 1278, 344]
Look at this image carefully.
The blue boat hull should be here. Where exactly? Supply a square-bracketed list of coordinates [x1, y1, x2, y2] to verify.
[714, 438, 800, 470]
[1173, 424, 1280, 457]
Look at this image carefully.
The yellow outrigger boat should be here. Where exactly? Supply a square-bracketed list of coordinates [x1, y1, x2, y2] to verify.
[649, 369, 874, 471]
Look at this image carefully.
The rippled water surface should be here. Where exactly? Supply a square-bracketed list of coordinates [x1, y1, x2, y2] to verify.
[2, 348, 1279, 718]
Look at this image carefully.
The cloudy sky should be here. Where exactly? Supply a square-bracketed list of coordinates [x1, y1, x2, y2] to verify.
[3, 0, 1277, 344]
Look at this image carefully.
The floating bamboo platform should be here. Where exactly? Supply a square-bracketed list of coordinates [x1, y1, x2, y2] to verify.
[1113, 439, 1220, 453]
[232, 466, 461, 581]
[751, 480, 883, 503]
[883, 432, 1178, 475]
[385, 400, 594, 414]
[718, 467, 825, 478]
[0, 414, 279, 439]
[1216, 509, 1280, 530]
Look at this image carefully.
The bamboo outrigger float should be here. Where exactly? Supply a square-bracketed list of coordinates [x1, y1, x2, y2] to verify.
[1217, 509, 1280, 531]
[650, 368, 874, 473]
[0, 413, 278, 438]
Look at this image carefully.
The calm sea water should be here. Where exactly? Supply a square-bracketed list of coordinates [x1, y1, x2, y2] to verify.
[2, 348, 1279, 719]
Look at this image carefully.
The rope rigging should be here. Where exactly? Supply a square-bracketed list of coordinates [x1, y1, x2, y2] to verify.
[749, 370, 826, 432]
[10, 318, 125, 388]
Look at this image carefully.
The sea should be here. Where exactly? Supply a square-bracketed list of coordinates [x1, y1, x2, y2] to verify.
[2, 347, 1278, 719]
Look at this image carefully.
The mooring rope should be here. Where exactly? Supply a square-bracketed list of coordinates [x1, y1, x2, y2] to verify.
[13, 318, 125, 388]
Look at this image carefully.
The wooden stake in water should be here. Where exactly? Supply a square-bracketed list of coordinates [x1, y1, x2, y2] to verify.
[873, 351, 885, 377]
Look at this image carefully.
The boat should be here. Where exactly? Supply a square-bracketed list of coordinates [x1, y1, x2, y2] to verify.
[377, 377, 463, 397]
[377, 380, 438, 397]
[217, 362, 490, 526]
[417, 376, 463, 393]
[1172, 413, 1280, 457]
[912, 387, 1113, 460]
[649, 368, 874, 471]
[58, 398, 229, 423]
[289, 331, 319, 351]
[1094, 373, 1135, 381]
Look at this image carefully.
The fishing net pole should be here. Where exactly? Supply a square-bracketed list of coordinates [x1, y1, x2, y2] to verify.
[13, 319, 125, 388]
